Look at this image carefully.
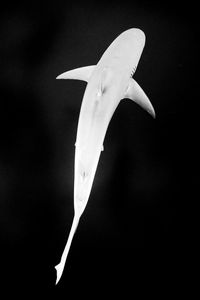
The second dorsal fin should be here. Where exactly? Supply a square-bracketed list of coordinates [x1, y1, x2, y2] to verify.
[56, 65, 96, 82]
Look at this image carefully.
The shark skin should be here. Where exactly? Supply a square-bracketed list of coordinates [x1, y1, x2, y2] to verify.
[55, 28, 155, 284]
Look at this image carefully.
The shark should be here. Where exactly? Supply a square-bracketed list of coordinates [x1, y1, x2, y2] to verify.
[55, 28, 155, 284]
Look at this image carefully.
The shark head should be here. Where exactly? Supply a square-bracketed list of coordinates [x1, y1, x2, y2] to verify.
[99, 28, 146, 79]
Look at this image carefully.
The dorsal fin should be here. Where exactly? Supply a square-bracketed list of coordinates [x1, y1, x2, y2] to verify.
[124, 78, 155, 118]
[56, 65, 96, 82]
[98, 67, 113, 95]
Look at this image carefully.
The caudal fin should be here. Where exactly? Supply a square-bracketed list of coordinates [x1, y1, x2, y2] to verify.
[55, 214, 80, 284]
[55, 262, 64, 285]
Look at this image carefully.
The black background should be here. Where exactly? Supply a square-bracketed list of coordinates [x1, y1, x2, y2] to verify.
[0, 0, 198, 297]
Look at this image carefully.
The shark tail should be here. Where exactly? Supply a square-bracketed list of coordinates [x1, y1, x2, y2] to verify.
[55, 214, 80, 284]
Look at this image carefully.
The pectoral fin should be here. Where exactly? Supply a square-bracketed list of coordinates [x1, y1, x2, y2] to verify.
[124, 78, 155, 118]
[56, 65, 96, 82]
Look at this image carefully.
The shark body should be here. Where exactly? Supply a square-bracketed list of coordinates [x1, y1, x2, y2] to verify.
[55, 28, 155, 284]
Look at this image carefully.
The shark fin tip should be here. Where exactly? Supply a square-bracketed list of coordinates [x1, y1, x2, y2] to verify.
[150, 109, 156, 119]
[56, 75, 63, 79]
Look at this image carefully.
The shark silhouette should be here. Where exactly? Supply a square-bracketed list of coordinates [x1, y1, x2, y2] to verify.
[55, 28, 155, 284]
